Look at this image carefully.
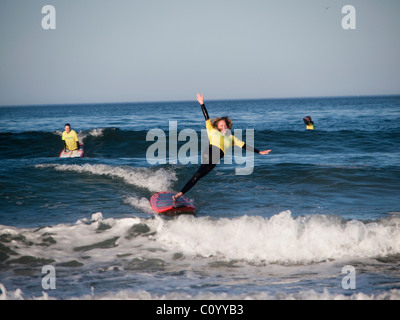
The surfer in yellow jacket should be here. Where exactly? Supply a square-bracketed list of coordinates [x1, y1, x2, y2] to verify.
[62, 123, 80, 151]
[173, 94, 271, 200]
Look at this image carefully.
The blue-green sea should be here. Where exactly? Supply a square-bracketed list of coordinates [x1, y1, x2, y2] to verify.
[1, 96, 400, 300]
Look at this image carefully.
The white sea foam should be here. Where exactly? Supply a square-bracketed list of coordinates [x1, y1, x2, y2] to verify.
[72, 287, 400, 300]
[35, 163, 177, 192]
[86, 128, 105, 137]
[3, 210, 400, 268]
[1, 211, 400, 300]
[76, 128, 105, 141]
[153, 211, 400, 264]
[1, 283, 400, 300]
[123, 196, 154, 214]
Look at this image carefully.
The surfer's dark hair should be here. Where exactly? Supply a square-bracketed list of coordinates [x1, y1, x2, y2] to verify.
[211, 116, 233, 130]
[303, 116, 314, 125]
[65, 123, 71, 127]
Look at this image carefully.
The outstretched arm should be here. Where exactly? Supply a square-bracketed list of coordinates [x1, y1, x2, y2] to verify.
[242, 143, 271, 155]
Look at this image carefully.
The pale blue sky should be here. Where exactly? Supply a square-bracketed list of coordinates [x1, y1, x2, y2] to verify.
[0, 0, 399, 105]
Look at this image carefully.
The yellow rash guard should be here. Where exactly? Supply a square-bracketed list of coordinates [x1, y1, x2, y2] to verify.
[205, 119, 244, 153]
[306, 123, 315, 130]
[62, 130, 79, 150]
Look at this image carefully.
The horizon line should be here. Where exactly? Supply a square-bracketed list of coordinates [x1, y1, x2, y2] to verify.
[1, 93, 400, 108]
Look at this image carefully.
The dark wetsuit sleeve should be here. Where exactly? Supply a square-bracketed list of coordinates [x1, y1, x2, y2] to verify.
[200, 104, 210, 121]
[242, 143, 260, 154]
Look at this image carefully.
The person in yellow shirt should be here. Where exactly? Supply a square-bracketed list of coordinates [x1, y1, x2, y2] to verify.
[62, 123, 80, 151]
[303, 116, 315, 130]
[172, 94, 271, 200]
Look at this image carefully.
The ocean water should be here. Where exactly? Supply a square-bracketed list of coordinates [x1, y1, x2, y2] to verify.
[0, 96, 400, 300]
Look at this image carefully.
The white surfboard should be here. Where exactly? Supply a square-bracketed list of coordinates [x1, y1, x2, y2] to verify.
[59, 143, 84, 158]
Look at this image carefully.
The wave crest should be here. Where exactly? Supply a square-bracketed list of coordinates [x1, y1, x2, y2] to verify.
[154, 211, 400, 264]
[35, 163, 177, 192]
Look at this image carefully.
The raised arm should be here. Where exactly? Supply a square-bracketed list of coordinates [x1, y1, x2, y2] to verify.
[197, 93, 210, 121]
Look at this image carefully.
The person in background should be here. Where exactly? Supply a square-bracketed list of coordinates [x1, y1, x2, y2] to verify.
[303, 116, 315, 130]
[62, 123, 80, 151]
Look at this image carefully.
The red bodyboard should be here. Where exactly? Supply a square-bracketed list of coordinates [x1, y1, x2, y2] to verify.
[150, 191, 195, 216]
